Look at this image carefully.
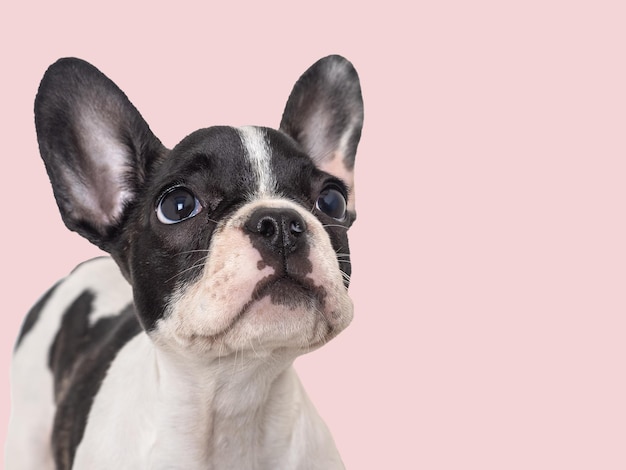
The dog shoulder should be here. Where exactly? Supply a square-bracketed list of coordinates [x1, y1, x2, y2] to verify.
[9, 256, 139, 469]
[15, 257, 132, 354]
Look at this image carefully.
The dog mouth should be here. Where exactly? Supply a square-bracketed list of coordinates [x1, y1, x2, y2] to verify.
[177, 274, 332, 351]
[215, 274, 329, 340]
[159, 251, 357, 358]
[249, 274, 327, 310]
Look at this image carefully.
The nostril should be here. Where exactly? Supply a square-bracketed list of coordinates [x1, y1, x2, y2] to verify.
[258, 218, 276, 238]
[290, 219, 305, 235]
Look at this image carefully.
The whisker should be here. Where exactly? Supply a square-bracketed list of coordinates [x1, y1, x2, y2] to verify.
[239, 345, 247, 373]
[173, 249, 211, 256]
[217, 324, 233, 367]
[248, 337, 268, 364]
[322, 224, 348, 230]
[164, 255, 210, 283]
[218, 341, 224, 366]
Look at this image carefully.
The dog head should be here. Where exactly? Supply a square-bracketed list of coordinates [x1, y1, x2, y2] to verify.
[34, 56, 363, 357]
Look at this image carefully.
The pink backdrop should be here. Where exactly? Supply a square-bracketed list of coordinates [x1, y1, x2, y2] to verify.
[2, 1, 625, 468]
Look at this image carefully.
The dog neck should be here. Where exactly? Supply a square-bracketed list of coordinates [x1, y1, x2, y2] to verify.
[151, 343, 298, 468]
[82, 334, 340, 469]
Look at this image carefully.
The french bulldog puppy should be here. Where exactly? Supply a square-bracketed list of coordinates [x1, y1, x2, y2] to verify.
[6, 55, 363, 469]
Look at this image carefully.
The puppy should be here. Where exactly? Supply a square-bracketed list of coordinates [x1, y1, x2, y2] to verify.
[6, 55, 363, 469]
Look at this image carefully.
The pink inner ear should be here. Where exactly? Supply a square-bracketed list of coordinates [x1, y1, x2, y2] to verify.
[59, 164, 131, 231]
[62, 109, 135, 230]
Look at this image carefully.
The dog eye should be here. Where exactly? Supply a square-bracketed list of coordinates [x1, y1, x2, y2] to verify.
[316, 187, 347, 221]
[156, 187, 202, 224]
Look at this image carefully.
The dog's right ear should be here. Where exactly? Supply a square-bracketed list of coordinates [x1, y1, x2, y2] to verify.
[280, 55, 363, 214]
[35, 58, 167, 251]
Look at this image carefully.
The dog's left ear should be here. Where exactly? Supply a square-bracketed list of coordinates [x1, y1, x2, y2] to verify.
[280, 55, 364, 212]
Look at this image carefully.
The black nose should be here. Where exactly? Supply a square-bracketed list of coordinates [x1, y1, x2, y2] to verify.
[244, 208, 307, 253]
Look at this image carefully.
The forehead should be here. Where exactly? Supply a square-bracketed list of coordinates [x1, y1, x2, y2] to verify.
[154, 126, 319, 197]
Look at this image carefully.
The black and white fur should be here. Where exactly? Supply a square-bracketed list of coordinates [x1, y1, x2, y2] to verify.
[6, 56, 363, 469]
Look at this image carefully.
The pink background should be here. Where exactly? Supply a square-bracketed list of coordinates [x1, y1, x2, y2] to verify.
[2, 1, 625, 468]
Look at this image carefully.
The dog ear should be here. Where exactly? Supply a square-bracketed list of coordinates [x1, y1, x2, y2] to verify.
[280, 55, 364, 211]
[35, 58, 168, 251]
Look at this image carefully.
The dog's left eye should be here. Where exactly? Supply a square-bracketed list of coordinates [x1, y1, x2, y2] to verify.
[156, 187, 202, 224]
[316, 187, 347, 221]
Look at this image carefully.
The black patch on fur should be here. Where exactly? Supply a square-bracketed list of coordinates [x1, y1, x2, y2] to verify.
[48, 292, 140, 469]
[14, 281, 60, 350]
[48, 291, 95, 399]
[255, 275, 328, 311]
[127, 126, 256, 331]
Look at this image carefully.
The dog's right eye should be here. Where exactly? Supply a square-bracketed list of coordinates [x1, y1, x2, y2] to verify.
[156, 187, 202, 224]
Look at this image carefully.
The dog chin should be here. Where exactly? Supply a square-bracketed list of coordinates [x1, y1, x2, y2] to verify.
[153, 285, 353, 358]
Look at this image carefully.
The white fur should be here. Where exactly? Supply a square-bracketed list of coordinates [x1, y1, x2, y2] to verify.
[74, 334, 343, 469]
[238, 126, 277, 197]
